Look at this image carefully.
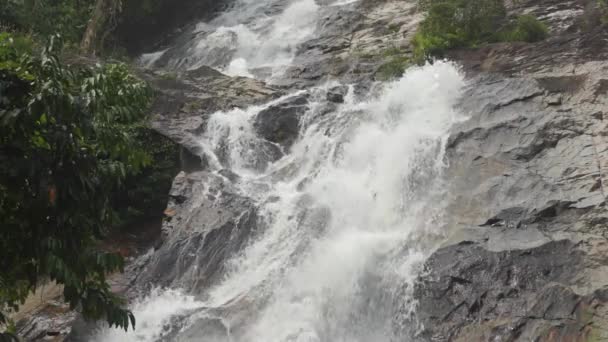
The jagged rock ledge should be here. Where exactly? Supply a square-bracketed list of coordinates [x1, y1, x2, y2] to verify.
[411, 1, 608, 340]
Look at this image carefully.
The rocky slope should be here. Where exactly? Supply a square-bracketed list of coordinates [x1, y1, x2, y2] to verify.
[413, 1, 608, 340]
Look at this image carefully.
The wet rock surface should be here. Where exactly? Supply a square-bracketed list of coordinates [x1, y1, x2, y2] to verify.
[254, 93, 309, 149]
[15, 300, 76, 342]
[144, 66, 282, 159]
[412, 1, 608, 340]
[414, 240, 608, 341]
[135, 171, 258, 293]
[280, 0, 420, 87]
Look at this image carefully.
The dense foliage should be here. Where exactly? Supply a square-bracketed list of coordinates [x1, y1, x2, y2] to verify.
[0, 34, 153, 335]
[0, 0, 208, 55]
[0, 0, 94, 45]
[413, 0, 548, 62]
[0, 0, 182, 339]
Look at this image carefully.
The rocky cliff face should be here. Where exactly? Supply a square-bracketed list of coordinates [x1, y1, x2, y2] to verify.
[413, 1, 608, 340]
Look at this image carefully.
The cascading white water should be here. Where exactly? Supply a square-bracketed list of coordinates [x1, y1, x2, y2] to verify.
[141, 0, 320, 81]
[97, 0, 468, 341]
[93, 61, 465, 342]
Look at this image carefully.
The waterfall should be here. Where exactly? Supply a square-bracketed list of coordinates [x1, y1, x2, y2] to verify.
[141, 0, 321, 81]
[95, 0, 466, 341]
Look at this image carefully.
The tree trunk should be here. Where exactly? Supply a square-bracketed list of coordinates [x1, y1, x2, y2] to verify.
[81, 0, 121, 55]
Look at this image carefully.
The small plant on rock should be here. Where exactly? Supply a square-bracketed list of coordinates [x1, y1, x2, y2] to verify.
[376, 47, 411, 80]
[412, 0, 549, 63]
[501, 15, 549, 43]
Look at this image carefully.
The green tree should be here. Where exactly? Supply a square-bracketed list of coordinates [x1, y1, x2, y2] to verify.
[0, 33, 152, 337]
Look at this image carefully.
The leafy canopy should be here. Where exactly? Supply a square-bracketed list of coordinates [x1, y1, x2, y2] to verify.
[0, 0, 95, 45]
[0, 33, 152, 335]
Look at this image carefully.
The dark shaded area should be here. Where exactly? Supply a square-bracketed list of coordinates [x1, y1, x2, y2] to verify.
[113, 127, 181, 225]
[116, 0, 235, 54]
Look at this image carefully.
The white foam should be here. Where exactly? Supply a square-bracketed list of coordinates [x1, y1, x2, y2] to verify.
[92, 289, 204, 342]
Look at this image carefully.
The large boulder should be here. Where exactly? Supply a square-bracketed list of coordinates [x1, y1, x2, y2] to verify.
[254, 93, 310, 149]
[134, 171, 258, 292]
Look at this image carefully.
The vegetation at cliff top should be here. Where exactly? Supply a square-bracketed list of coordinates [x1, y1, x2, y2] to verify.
[412, 0, 549, 63]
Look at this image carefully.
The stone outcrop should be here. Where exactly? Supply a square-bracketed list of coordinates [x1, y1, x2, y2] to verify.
[134, 171, 258, 293]
[254, 93, 309, 149]
[412, 1, 608, 340]
[144, 66, 282, 169]
[280, 0, 421, 87]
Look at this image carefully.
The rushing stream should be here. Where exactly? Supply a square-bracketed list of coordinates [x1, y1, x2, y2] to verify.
[94, 0, 466, 341]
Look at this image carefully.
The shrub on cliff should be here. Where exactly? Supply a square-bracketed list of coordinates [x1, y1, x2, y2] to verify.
[413, 0, 507, 61]
[413, 0, 548, 62]
[376, 47, 411, 80]
[0, 34, 152, 337]
[500, 15, 549, 43]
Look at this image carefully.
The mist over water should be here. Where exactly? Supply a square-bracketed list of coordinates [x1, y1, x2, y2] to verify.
[101, 0, 467, 341]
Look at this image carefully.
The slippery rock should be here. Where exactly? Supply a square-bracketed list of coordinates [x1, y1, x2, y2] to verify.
[145, 66, 282, 162]
[326, 85, 349, 103]
[413, 240, 608, 341]
[254, 93, 310, 149]
[135, 171, 258, 292]
[414, 1, 608, 340]
[15, 300, 76, 342]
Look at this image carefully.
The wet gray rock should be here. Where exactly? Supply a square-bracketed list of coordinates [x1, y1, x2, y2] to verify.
[15, 301, 77, 342]
[254, 93, 310, 149]
[326, 85, 349, 103]
[413, 1, 608, 340]
[144, 66, 282, 160]
[158, 314, 231, 342]
[414, 240, 597, 341]
[278, 0, 420, 88]
[135, 171, 258, 293]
